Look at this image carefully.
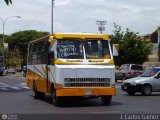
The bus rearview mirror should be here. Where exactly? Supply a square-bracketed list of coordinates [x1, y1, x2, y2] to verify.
[112, 44, 119, 57]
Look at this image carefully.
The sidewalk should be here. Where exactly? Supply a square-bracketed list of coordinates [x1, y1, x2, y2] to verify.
[3, 72, 25, 78]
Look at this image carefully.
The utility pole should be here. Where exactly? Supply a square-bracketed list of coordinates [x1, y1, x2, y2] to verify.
[158, 26, 160, 45]
[96, 20, 107, 34]
[51, 0, 55, 34]
[158, 26, 160, 60]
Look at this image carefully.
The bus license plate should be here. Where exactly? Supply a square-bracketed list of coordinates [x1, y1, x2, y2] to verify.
[85, 90, 93, 95]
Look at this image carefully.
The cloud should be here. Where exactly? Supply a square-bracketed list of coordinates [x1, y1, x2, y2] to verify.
[56, 0, 73, 6]
[0, 0, 160, 35]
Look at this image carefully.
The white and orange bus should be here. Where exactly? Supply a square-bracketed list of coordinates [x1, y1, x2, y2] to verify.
[27, 33, 116, 106]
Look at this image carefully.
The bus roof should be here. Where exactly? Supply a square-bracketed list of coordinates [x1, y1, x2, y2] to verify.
[53, 33, 109, 40]
[29, 35, 49, 44]
[29, 33, 109, 44]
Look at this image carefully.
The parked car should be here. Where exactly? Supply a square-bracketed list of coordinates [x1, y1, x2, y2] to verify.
[121, 67, 160, 96]
[7, 66, 16, 74]
[115, 68, 125, 82]
[115, 64, 144, 82]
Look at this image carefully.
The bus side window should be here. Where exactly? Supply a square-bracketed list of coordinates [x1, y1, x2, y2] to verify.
[28, 44, 33, 65]
[32, 43, 38, 64]
[38, 41, 46, 64]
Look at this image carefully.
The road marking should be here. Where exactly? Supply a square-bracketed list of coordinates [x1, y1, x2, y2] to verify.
[0, 82, 10, 87]
[0, 88, 8, 90]
[0, 82, 30, 91]
[19, 83, 26, 85]
[11, 87, 21, 90]
[22, 87, 30, 89]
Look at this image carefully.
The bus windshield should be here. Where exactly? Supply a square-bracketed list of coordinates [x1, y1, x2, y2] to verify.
[84, 40, 110, 59]
[57, 39, 111, 59]
[57, 40, 84, 59]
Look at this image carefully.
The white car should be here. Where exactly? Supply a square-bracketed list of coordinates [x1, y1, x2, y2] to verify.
[121, 67, 160, 96]
[7, 66, 16, 74]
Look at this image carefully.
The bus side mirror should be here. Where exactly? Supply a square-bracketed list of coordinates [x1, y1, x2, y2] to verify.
[112, 44, 119, 56]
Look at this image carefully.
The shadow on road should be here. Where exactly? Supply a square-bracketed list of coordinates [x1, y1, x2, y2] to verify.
[32, 95, 122, 108]
[122, 93, 160, 97]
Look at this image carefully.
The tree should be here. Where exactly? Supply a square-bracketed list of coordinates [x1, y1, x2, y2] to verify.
[4, 0, 12, 5]
[110, 23, 123, 44]
[110, 23, 153, 65]
[5, 48, 22, 69]
[0, 34, 9, 56]
[6, 30, 49, 66]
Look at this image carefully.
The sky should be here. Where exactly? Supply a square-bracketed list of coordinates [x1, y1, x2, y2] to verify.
[0, 0, 160, 35]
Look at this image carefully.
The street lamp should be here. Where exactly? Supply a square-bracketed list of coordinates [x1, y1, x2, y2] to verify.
[0, 16, 20, 59]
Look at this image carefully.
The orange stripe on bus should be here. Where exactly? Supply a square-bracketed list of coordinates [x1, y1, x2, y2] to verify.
[27, 70, 51, 93]
[56, 87, 116, 97]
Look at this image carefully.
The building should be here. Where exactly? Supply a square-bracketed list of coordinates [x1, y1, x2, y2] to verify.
[141, 28, 160, 69]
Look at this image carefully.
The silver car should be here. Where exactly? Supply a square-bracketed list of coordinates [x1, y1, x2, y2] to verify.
[115, 64, 144, 82]
[7, 66, 16, 74]
[121, 67, 160, 96]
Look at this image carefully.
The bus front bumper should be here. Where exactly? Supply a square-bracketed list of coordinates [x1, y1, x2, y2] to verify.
[56, 87, 116, 97]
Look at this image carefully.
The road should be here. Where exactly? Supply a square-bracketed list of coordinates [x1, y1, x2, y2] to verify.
[0, 75, 160, 115]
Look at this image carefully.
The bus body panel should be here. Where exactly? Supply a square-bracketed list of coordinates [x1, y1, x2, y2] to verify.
[27, 64, 48, 93]
[56, 87, 116, 97]
[48, 64, 115, 87]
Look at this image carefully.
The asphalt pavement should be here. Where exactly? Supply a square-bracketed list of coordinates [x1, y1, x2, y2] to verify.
[0, 75, 160, 115]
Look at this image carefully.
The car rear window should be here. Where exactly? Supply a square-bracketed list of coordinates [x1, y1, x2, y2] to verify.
[131, 65, 143, 70]
[126, 65, 130, 69]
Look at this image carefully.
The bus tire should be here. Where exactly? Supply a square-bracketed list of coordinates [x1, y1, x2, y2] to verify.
[101, 95, 112, 105]
[51, 86, 63, 107]
[33, 81, 42, 99]
[53, 96, 63, 107]
[39, 92, 45, 100]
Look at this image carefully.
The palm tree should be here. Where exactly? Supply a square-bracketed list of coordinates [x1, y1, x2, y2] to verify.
[4, 0, 12, 5]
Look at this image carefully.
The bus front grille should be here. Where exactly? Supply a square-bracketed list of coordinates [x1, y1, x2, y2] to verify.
[64, 78, 110, 87]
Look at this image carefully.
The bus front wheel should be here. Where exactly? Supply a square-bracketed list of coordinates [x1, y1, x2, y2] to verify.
[33, 82, 45, 99]
[53, 95, 64, 107]
[51, 85, 63, 107]
[101, 95, 112, 105]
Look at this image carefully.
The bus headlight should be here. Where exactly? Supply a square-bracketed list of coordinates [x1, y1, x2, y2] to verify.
[65, 78, 72, 82]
